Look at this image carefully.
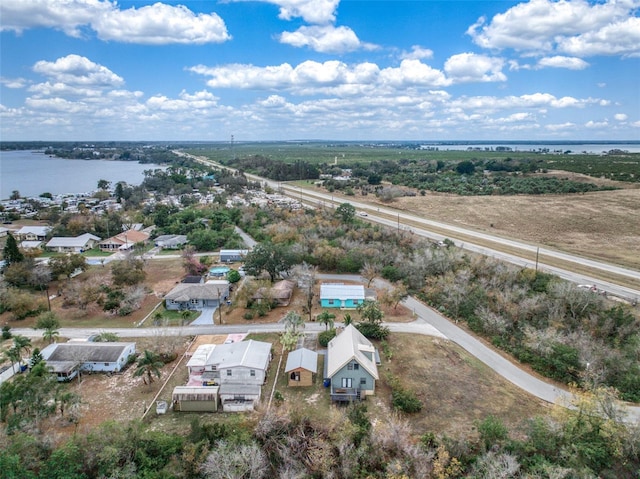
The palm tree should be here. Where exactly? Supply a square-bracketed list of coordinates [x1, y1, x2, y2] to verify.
[36, 312, 60, 344]
[317, 310, 336, 331]
[283, 311, 304, 335]
[4, 347, 21, 374]
[12, 335, 31, 368]
[134, 350, 164, 385]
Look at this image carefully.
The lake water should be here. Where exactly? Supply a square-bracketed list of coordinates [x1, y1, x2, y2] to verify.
[0, 150, 165, 199]
[419, 142, 640, 153]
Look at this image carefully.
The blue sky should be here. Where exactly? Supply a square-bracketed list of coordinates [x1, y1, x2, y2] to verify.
[1, 0, 639, 141]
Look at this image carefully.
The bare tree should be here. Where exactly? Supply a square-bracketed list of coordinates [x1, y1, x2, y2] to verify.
[202, 441, 268, 479]
[360, 261, 380, 288]
[293, 262, 317, 322]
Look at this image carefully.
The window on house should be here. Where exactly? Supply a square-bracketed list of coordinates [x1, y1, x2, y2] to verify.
[250, 370, 255, 377]
[190, 299, 198, 305]
[347, 363, 353, 370]
[226, 370, 232, 376]
[341, 378, 352, 388]
[353, 363, 359, 370]
[360, 377, 367, 385]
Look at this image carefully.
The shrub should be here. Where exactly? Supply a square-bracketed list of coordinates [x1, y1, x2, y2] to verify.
[318, 329, 337, 347]
[355, 322, 390, 340]
[391, 387, 423, 414]
[243, 311, 255, 320]
[1, 325, 11, 340]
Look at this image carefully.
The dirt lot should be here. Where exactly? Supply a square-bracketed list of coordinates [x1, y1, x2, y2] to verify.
[346, 176, 640, 269]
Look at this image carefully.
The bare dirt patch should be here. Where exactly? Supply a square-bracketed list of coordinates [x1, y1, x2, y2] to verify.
[367, 186, 640, 269]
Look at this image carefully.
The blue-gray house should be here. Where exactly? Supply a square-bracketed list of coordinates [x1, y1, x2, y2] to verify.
[319, 283, 365, 309]
[326, 325, 379, 402]
[165, 283, 229, 311]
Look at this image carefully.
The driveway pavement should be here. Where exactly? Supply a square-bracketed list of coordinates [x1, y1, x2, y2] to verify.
[190, 307, 217, 325]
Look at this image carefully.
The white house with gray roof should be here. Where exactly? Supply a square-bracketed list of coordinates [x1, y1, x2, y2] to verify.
[40, 342, 136, 381]
[14, 226, 51, 241]
[45, 233, 101, 253]
[202, 339, 272, 411]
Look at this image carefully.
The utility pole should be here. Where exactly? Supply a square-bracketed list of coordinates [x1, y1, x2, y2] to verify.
[230, 134, 235, 160]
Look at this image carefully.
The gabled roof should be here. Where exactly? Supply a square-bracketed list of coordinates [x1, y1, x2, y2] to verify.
[100, 230, 149, 245]
[46, 233, 101, 248]
[326, 324, 378, 380]
[320, 283, 365, 301]
[206, 340, 271, 370]
[285, 348, 318, 373]
[16, 226, 50, 236]
[41, 342, 135, 363]
[165, 283, 229, 301]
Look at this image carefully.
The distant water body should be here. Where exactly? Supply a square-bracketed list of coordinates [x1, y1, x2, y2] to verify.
[0, 150, 165, 200]
[420, 142, 640, 153]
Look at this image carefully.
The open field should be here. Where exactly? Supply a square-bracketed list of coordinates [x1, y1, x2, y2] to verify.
[313, 177, 640, 271]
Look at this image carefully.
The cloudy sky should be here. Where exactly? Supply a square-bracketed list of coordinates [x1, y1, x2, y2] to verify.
[1, 0, 639, 141]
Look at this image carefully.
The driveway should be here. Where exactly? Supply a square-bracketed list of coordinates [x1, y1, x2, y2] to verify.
[190, 307, 217, 325]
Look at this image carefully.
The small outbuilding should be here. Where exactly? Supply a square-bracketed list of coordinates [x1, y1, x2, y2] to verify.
[172, 386, 219, 412]
[285, 348, 318, 387]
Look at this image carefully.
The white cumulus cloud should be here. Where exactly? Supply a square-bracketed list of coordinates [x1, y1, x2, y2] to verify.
[239, 0, 341, 24]
[33, 54, 124, 87]
[1, 0, 230, 45]
[279, 25, 375, 53]
[614, 113, 628, 121]
[467, 0, 640, 57]
[537, 56, 589, 70]
[191, 59, 450, 94]
[400, 46, 435, 60]
[444, 53, 506, 83]
[92, 3, 230, 45]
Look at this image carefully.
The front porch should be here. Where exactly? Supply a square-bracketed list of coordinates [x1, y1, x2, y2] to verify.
[330, 387, 364, 402]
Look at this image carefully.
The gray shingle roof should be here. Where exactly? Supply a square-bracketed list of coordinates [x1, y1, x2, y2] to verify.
[165, 283, 229, 301]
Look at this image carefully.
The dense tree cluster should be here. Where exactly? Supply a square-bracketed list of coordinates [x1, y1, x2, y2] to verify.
[225, 155, 320, 181]
[1, 387, 639, 478]
[239, 204, 640, 401]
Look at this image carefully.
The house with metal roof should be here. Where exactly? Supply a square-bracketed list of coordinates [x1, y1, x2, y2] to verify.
[45, 233, 101, 253]
[320, 283, 366, 309]
[203, 340, 272, 411]
[40, 342, 136, 382]
[326, 325, 379, 402]
[14, 226, 51, 241]
[164, 282, 229, 311]
[285, 347, 318, 387]
[154, 234, 188, 249]
[219, 249, 249, 263]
